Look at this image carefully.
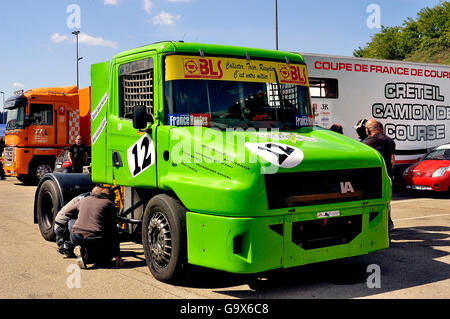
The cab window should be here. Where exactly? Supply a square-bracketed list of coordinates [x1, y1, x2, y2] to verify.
[118, 58, 154, 119]
[309, 78, 338, 98]
[30, 104, 53, 125]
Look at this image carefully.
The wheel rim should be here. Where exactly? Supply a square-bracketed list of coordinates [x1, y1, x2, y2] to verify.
[41, 191, 54, 228]
[148, 211, 172, 268]
[36, 164, 52, 180]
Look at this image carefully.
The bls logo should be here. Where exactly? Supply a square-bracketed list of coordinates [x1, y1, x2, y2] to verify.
[184, 59, 198, 74]
[184, 58, 223, 79]
[278, 65, 307, 85]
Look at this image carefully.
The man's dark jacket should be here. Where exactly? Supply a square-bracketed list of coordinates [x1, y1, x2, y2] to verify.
[64, 193, 119, 255]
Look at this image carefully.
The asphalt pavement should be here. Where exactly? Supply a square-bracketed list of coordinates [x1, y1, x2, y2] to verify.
[0, 176, 448, 300]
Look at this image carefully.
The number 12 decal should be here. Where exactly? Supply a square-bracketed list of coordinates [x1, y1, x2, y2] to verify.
[127, 134, 155, 177]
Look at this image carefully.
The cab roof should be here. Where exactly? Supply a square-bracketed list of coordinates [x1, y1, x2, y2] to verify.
[113, 41, 305, 64]
[24, 86, 79, 96]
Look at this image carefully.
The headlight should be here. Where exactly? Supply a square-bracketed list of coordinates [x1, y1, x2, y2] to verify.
[432, 166, 450, 178]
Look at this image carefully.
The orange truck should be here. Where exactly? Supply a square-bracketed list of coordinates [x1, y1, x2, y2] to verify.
[3, 86, 90, 184]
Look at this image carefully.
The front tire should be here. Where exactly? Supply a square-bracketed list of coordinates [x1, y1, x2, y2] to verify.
[142, 194, 187, 283]
[36, 180, 61, 241]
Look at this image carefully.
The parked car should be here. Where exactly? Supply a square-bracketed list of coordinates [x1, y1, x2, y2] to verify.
[54, 147, 91, 174]
[403, 144, 450, 192]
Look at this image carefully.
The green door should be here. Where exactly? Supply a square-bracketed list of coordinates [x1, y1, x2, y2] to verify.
[90, 61, 110, 183]
[107, 56, 158, 188]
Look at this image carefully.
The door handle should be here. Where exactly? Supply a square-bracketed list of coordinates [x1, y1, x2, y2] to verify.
[112, 151, 123, 167]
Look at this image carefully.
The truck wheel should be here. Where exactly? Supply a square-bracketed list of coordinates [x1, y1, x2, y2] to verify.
[142, 194, 187, 283]
[35, 163, 53, 180]
[36, 180, 61, 241]
[22, 161, 54, 185]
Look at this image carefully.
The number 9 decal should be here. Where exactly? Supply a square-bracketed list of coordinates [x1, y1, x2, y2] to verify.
[127, 134, 155, 177]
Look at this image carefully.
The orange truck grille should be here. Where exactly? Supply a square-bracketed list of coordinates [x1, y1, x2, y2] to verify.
[4, 147, 13, 167]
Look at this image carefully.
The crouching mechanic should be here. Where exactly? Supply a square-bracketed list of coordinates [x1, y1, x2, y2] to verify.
[62, 185, 124, 269]
[54, 186, 103, 255]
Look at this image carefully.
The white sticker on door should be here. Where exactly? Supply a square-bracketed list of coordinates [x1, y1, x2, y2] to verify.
[244, 142, 304, 168]
[127, 134, 155, 177]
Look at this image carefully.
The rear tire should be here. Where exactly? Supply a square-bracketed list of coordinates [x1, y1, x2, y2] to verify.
[142, 194, 187, 283]
[27, 161, 53, 185]
[36, 180, 61, 241]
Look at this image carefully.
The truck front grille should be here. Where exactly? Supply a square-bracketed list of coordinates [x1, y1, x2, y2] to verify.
[264, 167, 382, 209]
[3, 147, 13, 166]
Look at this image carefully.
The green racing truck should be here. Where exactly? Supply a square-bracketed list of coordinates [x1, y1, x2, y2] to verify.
[34, 41, 391, 283]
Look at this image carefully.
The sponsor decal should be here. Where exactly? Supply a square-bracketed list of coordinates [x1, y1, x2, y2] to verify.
[34, 129, 48, 136]
[244, 142, 304, 168]
[190, 113, 210, 127]
[169, 113, 190, 126]
[255, 131, 317, 143]
[91, 117, 107, 145]
[295, 115, 313, 127]
[183, 58, 223, 79]
[127, 133, 155, 177]
[91, 92, 108, 120]
[277, 64, 308, 85]
[168, 113, 210, 127]
[165, 55, 309, 86]
[317, 211, 340, 218]
[34, 129, 49, 143]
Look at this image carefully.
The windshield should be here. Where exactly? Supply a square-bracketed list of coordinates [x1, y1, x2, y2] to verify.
[164, 55, 312, 129]
[424, 148, 450, 160]
[6, 107, 25, 130]
[165, 80, 311, 129]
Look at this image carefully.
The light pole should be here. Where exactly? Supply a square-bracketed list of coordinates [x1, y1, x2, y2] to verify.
[72, 31, 83, 89]
[275, 0, 278, 50]
[0, 91, 5, 124]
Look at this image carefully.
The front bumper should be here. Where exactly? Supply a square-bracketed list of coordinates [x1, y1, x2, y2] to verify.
[404, 175, 450, 192]
[186, 203, 389, 274]
[3, 147, 31, 177]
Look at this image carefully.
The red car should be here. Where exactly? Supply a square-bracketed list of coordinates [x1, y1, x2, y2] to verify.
[403, 144, 450, 192]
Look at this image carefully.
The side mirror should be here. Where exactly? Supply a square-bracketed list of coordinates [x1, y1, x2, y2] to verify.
[132, 105, 152, 130]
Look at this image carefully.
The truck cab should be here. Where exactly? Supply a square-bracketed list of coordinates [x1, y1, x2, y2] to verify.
[35, 42, 391, 283]
[4, 86, 90, 184]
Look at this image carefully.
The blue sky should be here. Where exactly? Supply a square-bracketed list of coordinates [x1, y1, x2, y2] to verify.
[0, 0, 443, 105]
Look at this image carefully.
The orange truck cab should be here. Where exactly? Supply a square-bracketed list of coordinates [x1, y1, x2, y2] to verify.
[3, 86, 90, 184]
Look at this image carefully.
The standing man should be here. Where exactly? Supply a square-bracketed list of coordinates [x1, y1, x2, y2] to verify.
[68, 135, 88, 173]
[363, 119, 395, 231]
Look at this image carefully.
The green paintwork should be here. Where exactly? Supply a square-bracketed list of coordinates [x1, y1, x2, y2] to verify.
[90, 61, 110, 183]
[90, 42, 390, 274]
